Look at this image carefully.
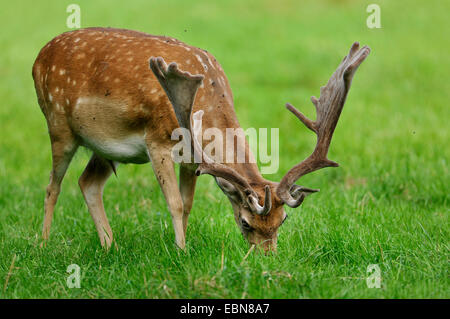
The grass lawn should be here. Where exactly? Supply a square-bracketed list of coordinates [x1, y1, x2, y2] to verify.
[0, 0, 448, 298]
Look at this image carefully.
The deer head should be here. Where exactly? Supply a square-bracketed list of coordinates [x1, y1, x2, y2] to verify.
[150, 42, 370, 252]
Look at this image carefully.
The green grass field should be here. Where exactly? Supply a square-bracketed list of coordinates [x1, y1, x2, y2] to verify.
[0, 0, 448, 298]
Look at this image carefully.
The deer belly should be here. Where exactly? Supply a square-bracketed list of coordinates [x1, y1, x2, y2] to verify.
[71, 96, 150, 164]
[81, 134, 150, 164]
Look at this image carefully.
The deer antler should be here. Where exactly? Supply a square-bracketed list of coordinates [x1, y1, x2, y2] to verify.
[277, 42, 370, 208]
[149, 57, 271, 215]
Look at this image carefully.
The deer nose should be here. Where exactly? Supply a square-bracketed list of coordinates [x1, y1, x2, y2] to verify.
[253, 238, 277, 254]
[264, 240, 277, 254]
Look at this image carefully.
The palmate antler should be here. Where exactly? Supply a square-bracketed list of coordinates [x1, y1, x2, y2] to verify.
[149, 42, 370, 214]
[149, 57, 272, 215]
[276, 42, 371, 207]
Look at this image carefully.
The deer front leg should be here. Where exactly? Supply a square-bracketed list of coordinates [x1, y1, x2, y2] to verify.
[148, 145, 186, 249]
[78, 154, 115, 249]
[179, 164, 198, 236]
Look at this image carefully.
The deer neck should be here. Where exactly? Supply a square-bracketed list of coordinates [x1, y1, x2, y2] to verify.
[198, 101, 266, 186]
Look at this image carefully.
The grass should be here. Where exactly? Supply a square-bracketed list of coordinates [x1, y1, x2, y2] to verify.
[0, 0, 448, 298]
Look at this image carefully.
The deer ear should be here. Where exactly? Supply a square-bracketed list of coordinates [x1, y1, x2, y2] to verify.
[215, 177, 241, 203]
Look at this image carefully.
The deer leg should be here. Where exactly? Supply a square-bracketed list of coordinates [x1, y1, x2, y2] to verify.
[42, 136, 78, 245]
[179, 164, 198, 236]
[148, 146, 185, 249]
[78, 154, 115, 249]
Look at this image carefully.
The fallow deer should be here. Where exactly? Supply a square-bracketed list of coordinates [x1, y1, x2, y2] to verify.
[32, 27, 370, 252]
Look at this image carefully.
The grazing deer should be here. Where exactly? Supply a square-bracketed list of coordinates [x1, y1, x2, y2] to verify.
[32, 27, 370, 252]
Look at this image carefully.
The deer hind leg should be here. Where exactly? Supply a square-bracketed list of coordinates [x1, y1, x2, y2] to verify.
[78, 154, 115, 249]
[179, 164, 198, 236]
[148, 146, 185, 249]
[42, 133, 78, 245]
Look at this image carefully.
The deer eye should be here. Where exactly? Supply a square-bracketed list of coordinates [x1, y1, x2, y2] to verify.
[241, 219, 252, 231]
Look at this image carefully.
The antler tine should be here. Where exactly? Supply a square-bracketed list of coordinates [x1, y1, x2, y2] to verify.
[285, 102, 316, 133]
[248, 185, 272, 215]
[277, 43, 370, 208]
